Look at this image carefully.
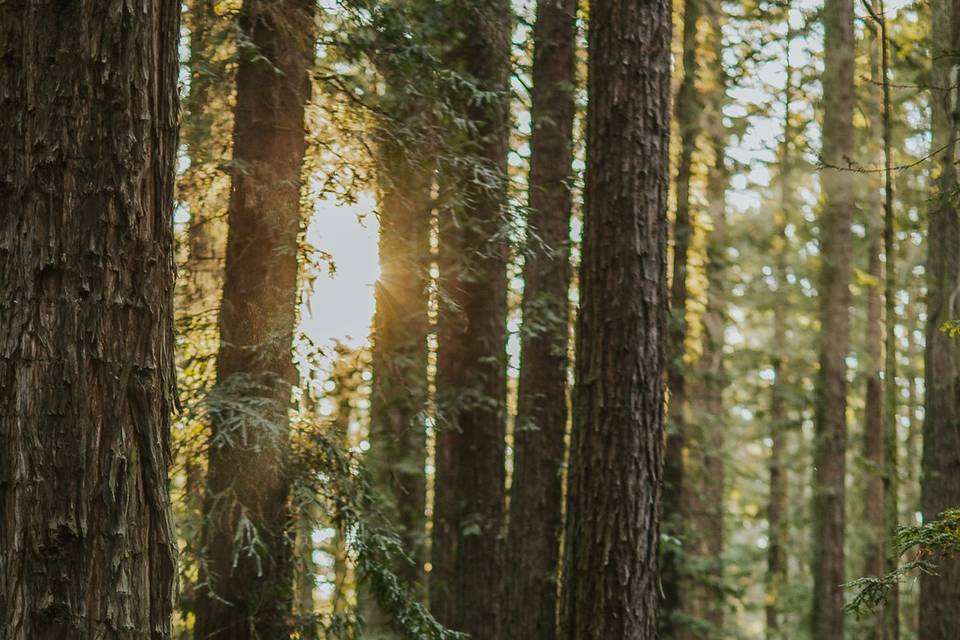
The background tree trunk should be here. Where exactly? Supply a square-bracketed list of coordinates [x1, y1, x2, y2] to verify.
[431, 0, 512, 636]
[919, 0, 960, 636]
[661, 0, 703, 627]
[0, 2, 180, 637]
[193, 1, 315, 638]
[364, 97, 433, 633]
[559, 0, 671, 635]
[503, 0, 577, 637]
[813, 0, 855, 635]
[767, 31, 794, 633]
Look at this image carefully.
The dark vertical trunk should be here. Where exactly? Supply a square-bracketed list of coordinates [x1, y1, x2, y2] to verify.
[430, 0, 511, 636]
[813, 0, 855, 635]
[193, 2, 315, 638]
[559, 0, 671, 636]
[0, 2, 180, 637]
[876, 2, 900, 635]
[862, 244, 886, 589]
[503, 0, 577, 638]
[919, 0, 960, 637]
[365, 100, 432, 632]
[661, 0, 702, 627]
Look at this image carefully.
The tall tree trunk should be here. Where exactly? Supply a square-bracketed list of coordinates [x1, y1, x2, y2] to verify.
[193, 2, 315, 638]
[813, 0, 855, 634]
[503, 0, 577, 637]
[661, 0, 703, 628]
[686, 75, 729, 636]
[364, 95, 433, 634]
[182, 0, 232, 318]
[861, 9, 886, 637]
[0, 2, 180, 637]
[767, 24, 793, 634]
[919, 0, 960, 636]
[559, 0, 671, 635]
[431, 0, 511, 636]
[876, 0, 900, 634]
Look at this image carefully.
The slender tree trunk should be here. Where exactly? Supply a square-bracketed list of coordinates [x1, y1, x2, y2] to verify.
[662, 0, 703, 628]
[193, 2, 315, 638]
[876, 1, 900, 634]
[364, 95, 433, 635]
[813, 0, 855, 634]
[672, 5, 728, 636]
[919, 0, 960, 636]
[861, 11, 886, 638]
[182, 0, 232, 318]
[0, 2, 180, 637]
[767, 26, 793, 634]
[431, 0, 511, 636]
[559, 0, 671, 635]
[686, 55, 729, 634]
[503, 0, 577, 637]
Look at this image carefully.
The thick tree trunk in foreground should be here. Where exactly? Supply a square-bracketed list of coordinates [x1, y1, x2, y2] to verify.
[919, 0, 960, 636]
[431, 0, 511, 637]
[661, 0, 703, 630]
[0, 3, 180, 637]
[812, 0, 854, 635]
[503, 0, 577, 637]
[193, 2, 314, 638]
[559, 0, 671, 636]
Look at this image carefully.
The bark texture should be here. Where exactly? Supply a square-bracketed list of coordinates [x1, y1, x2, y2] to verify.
[0, 2, 180, 637]
[919, 0, 960, 636]
[503, 0, 577, 637]
[193, 1, 315, 638]
[559, 0, 671, 636]
[813, 0, 855, 635]
[430, 0, 511, 636]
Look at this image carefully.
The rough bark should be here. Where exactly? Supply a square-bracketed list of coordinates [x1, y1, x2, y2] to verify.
[559, 0, 671, 635]
[193, 1, 315, 638]
[919, 0, 960, 636]
[0, 2, 180, 637]
[430, 0, 512, 636]
[813, 0, 855, 635]
[661, 0, 703, 627]
[502, 0, 577, 638]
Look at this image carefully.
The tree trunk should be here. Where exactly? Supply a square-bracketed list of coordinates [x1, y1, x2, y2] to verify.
[430, 0, 512, 636]
[919, 0, 960, 636]
[559, 0, 671, 635]
[0, 2, 180, 637]
[661, 0, 702, 628]
[181, 0, 232, 318]
[767, 29, 794, 633]
[689, 15, 729, 629]
[503, 0, 577, 638]
[813, 0, 855, 634]
[193, 2, 315, 638]
[364, 93, 433, 633]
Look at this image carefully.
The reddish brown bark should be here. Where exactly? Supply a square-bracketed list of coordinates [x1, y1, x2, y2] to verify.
[559, 0, 671, 636]
[0, 2, 180, 637]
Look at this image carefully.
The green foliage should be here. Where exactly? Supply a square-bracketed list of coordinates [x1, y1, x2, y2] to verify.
[846, 510, 960, 618]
